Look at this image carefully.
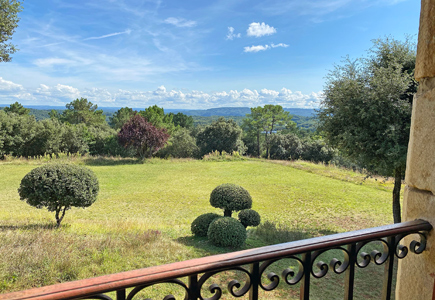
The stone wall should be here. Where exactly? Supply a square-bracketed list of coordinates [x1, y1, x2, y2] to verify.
[396, 0, 435, 299]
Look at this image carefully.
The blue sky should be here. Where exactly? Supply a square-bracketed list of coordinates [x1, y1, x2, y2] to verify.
[0, 0, 420, 109]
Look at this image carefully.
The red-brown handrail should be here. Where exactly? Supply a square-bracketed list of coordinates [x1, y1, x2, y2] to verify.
[0, 219, 431, 300]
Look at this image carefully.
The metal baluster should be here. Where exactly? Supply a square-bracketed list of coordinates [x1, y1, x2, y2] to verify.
[188, 274, 199, 300]
[249, 262, 260, 300]
[116, 289, 126, 300]
[344, 243, 356, 300]
[300, 252, 311, 300]
[382, 236, 395, 300]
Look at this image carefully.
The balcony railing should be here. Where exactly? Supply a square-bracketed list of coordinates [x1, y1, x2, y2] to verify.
[0, 219, 431, 300]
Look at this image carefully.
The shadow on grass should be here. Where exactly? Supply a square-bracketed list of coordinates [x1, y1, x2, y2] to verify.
[0, 223, 70, 231]
[82, 157, 141, 166]
[176, 222, 339, 255]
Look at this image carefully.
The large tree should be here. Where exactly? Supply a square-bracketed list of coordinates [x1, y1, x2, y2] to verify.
[242, 105, 294, 158]
[318, 37, 417, 223]
[197, 117, 243, 157]
[53, 98, 106, 127]
[0, 0, 22, 62]
[118, 115, 169, 159]
[4, 101, 29, 115]
[109, 107, 136, 130]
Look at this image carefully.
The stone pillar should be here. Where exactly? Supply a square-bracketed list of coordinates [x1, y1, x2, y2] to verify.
[396, 1, 435, 299]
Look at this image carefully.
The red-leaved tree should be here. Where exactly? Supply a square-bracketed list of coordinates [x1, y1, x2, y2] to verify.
[118, 115, 169, 159]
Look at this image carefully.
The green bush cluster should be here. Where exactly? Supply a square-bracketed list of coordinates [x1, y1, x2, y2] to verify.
[207, 217, 247, 247]
[238, 209, 261, 228]
[191, 213, 221, 237]
[210, 183, 252, 217]
[18, 164, 99, 227]
[191, 184, 260, 248]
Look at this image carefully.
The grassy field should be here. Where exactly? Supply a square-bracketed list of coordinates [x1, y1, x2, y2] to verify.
[0, 158, 400, 299]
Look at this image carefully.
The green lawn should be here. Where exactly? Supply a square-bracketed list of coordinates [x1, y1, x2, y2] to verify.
[0, 158, 399, 299]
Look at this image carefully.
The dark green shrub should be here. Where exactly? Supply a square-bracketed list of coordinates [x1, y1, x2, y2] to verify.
[207, 217, 247, 247]
[18, 164, 99, 227]
[191, 213, 221, 237]
[238, 209, 261, 228]
[210, 183, 252, 217]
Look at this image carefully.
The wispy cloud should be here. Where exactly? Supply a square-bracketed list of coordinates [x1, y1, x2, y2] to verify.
[226, 27, 241, 40]
[164, 17, 197, 28]
[84, 29, 132, 41]
[244, 43, 288, 53]
[244, 45, 270, 53]
[271, 43, 289, 48]
[247, 22, 276, 37]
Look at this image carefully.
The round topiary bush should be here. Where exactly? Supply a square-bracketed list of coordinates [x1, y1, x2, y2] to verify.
[238, 209, 261, 228]
[207, 217, 247, 247]
[191, 213, 221, 237]
[210, 183, 252, 217]
[18, 164, 99, 227]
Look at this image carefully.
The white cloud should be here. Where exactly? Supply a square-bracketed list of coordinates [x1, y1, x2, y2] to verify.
[247, 22, 276, 37]
[84, 29, 132, 41]
[164, 17, 197, 28]
[226, 27, 241, 40]
[271, 43, 289, 48]
[0, 80, 322, 109]
[244, 45, 270, 53]
[244, 42, 289, 53]
[0, 77, 24, 92]
[35, 84, 81, 101]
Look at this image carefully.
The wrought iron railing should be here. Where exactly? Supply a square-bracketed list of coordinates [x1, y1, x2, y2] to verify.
[0, 219, 431, 300]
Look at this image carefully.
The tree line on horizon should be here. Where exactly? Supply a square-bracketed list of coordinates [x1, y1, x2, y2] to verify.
[0, 99, 338, 164]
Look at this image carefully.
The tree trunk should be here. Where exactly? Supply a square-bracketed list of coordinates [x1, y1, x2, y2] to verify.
[256, 131, 261, 157]
[55, 207, 67, 228]
[224, 209, 232, 217]
[392, 167, 402, 223]
[265, 132, 269, 159]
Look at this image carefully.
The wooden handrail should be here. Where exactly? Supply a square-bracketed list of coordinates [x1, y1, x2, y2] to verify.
[0, 219, 431, 300]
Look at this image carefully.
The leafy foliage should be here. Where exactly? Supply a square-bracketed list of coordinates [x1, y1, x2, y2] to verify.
[207, 217, 247, 247]
[238, 209, 261, 228]
[18, 164, 99, 227]
[209, 183, 252, 217]
[157, 127, 199, 158]
[138, 105, 175, 133]
[53, 98, 106, 127]
[0, 0, 22, 62]
[191, 213, 221, 237]
[109, 107, 136, 130]
[118, 115, 169, 159]
[4, 102, 29, 115]
[318, 37, 416, 223]
[242, 105, 295, 158]
[170, 112, 194, 129]
[197, 117, 243, 157]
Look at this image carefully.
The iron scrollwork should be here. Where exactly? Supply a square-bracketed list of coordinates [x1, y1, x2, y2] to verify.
[197, 266, 252, 300]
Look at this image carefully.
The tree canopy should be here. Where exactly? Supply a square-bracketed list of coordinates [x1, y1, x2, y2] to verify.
[196, 117, 243, 156]
[4, 101, 29, 115]
[0, 0, 22, 62]
[318, 37, 417, 223]
[52, 98, 106, 127]
[118, 115, 169, 159]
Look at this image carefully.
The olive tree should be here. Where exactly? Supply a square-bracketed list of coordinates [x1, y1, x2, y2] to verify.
[18, 164, 99, 227]
[318, 37, 416, 223]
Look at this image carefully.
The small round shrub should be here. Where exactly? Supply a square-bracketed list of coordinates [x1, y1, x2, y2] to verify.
[210, 183, 252, 217]
[238, 209, 261, 228]
[207, 217, 247, 247]
[18, 164, 99, 227]
[191, 213, 221, 237]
